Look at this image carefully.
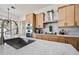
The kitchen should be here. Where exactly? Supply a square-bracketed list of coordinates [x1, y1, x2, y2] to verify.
[0, 4, 79, 55]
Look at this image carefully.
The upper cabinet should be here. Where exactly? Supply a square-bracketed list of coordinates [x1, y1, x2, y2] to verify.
[26, 13, 36, 31]
[75, 5, 79, 26]
[26, 13, 36, 25]
[66, 5, 75, 26]
[36, 13, 45, 28]
[58, 7, 66, 27]
[58, 4, 79, 27]
[36, 14, 39, 28]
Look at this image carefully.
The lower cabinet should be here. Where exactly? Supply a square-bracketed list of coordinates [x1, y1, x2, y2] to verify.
[64, 37, 77, 49]
[33, 34, 42, 39]
[47, 35, 58, 42]
[77, 40, 79, 51]
[36, 35, 41, 39]
[42, 35, 49, 40]
[57, 36, 65, 43]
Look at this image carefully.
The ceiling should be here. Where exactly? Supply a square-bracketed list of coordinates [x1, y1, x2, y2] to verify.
[0, 4, 51, 20]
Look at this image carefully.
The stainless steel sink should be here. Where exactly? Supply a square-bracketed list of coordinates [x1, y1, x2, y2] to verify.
[4, 37, 35, 49]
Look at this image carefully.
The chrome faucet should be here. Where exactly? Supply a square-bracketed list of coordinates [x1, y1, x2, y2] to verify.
[0, 20, 7, 45]
[0, 19, 18, 45]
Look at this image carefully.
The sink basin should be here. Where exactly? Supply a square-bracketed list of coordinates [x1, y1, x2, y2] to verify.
[4, 37, 35, 49]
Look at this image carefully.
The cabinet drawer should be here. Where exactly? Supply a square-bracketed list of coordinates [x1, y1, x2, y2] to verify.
[35, 35, 42, 39]
[48, 36, 58, 42]
[42, 35, 49, 40]
[57, 36, 65, 43]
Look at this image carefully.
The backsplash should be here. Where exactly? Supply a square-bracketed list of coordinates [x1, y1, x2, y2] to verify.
[43, 23, 59, 34]
[60, 27, 79, 35]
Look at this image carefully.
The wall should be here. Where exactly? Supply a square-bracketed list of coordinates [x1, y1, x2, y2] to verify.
[33, 4, 79, 35]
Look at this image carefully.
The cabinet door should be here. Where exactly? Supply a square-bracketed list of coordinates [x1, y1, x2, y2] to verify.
[36, 35, 42, 39]
[75, 5, 79, 26]
[26, 14, 33, 24]
[48, 35, 58, 42]
[57, 36, 65, 43]
[36, 14, 39, 28]
[66, 5, 75, 26]
[77, 39, 79, 51]
[36, 13, 44, 28]
[39, 13, 44, 28]
[65, 37, 77, 49]
[42, 35, 49, 40]
[58, 7, 66, 27]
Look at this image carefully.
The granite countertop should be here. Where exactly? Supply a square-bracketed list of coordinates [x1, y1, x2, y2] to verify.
[33, 33, 79, 37]
[0, 35, 79, 55]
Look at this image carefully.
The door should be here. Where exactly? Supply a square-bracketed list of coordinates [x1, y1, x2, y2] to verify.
[36, 13, 44, 28]
[57, 36, 65, 43]
[65, 37, 77, 49]
[26, 14, 33, 24]
[58, 7, 66, 27]
[77, 39, 79, 51]
[36, 14, 39, 28]
[29, 14, 33, 25]
[39, 13, 44, 28]
[48, 35, 58, 42]
[42, 35, 49, 40]
[75, 4, 79, 26]
[66, 5, 75, 26]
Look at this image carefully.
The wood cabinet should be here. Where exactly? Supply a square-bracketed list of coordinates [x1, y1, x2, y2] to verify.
[48, 35, 58, 42]
[58, 7, 66, 27]
[66, 5, 75, 26]
[26, 13, 36, 32]
[75, 5, 79, 26]
[58, 4, 79, 27]
[57, 36, 65, 43]
[64, 37, 77, 49]
[36, 14, 39, 28]
[36, 35, 42, 39]
[77, 39, 79, 51]
[33, 34, 42, 39]
[36, 13, 44, 28]
[42, 35, 49, 40]
[26, 14, 33, 24]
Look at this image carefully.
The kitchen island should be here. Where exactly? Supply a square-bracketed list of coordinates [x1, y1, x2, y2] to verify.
[0, 35, 78, 55]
